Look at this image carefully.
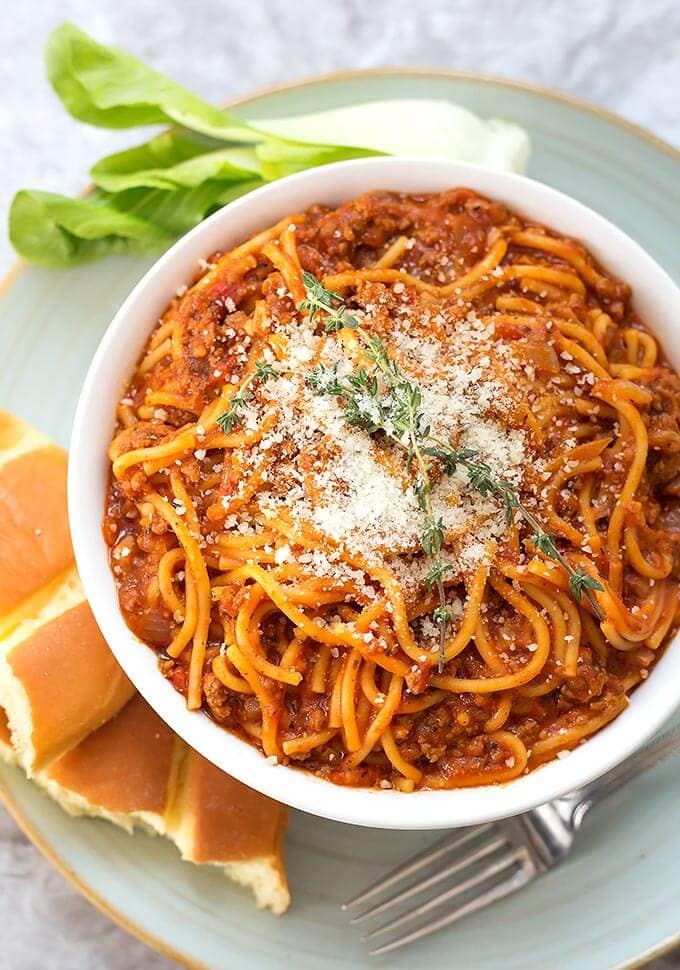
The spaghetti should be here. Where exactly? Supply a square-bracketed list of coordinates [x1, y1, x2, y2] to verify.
[104, 189, 680, 791]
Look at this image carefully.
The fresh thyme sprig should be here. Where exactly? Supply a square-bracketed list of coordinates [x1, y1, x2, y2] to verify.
[215, 361, 279, 433]
[301, 272, 457, 670]
[423, 442, 604, 618]
[299, 272, 605, 660]
[300, 271, 361, 332]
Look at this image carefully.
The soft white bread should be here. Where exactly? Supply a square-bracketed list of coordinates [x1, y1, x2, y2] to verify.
[0, 411, 134, 769]
[0, 568, 135, 772]
[0, 411, 73, 628]
[167, 750, 290, 914]
[37, 694, 180, 834]
[0, 708, 15, 765]
[2, 668, 289, 912]
[34, 698, 291, 913]
[0, 410, 290, 914]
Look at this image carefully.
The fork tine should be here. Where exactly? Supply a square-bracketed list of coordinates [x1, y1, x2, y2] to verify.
[350, 833, 507, 925]
[363, 847, 523, 942]
[342, 822, 494, 911]
[368, 851, 533, 957]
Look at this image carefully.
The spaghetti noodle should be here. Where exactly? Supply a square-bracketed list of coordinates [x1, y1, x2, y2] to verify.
[104, 189, 680, 791]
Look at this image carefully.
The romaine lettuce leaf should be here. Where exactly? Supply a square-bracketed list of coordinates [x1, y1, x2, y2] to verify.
[248, 100, 530, 173]
[10, 23, 530, 267]
[46, 22, 259, 142]
[91, 132, 262, 191]
[9, 180, 263, 267]
[254, 139, 381, 180]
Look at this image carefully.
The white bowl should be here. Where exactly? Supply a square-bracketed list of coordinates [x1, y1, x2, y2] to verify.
[69, 157, 680, 830]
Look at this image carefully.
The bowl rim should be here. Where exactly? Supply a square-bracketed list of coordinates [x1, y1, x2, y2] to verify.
[69, 155, 680, 830]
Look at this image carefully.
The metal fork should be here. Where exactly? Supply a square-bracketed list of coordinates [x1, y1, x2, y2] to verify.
[343, 724, 680, 956]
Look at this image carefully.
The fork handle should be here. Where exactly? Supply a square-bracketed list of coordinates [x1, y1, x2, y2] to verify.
[562, 723, 680, 827]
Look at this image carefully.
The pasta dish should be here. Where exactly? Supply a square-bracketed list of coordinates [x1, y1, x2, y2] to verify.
[105, 189, 680, 791]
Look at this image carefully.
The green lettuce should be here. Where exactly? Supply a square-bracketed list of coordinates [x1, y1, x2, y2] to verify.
[249, 99, 530, 170]
[9, 189, 169, 266]
[10, 23, 529, 268]
[46, 22, 258, 142]
[254, 140, 381, 181]
[90, 132, 262, 191]
[9, 180, 263, 267]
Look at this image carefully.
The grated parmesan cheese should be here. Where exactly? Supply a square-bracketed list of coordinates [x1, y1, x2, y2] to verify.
[227, 277, 534, 602]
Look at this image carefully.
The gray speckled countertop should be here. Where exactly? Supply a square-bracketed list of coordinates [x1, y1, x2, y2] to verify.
[1, 1, 679, 966]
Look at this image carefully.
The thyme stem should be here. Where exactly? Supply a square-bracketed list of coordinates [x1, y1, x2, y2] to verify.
[216, 361, 279, 433]
[300, 271, 453, 670]
[427, 437, 603, 620]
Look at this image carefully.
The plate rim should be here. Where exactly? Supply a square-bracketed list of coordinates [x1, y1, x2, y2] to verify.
[1, 67, 678, 970]
[0, 771, 203, 970]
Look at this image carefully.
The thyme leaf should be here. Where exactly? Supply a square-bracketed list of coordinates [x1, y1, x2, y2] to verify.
[569, 570, 605, 605]
[215, 360, 279, 433]
[299, 270, 359, 332]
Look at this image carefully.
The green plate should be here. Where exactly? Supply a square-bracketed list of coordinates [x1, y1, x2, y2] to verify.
[1, 71, 679, 970]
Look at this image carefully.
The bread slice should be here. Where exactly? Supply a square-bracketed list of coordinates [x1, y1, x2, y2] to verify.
[34, 697, 290, 912]
[1, 659, 290, 912]
[167, 750, 290, 914]
[0, 568, 135, 771]
[0, 412, 73, 629]
[37, 694, 180, 834]
[0, 410, 290, 914]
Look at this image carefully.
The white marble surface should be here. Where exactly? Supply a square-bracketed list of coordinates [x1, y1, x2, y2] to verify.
[1, 1, 679, 967]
